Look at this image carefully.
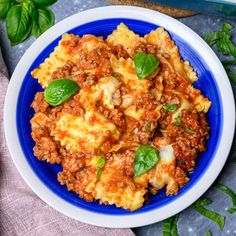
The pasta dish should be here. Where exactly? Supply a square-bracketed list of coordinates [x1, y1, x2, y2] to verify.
[30, 23, 211, 211]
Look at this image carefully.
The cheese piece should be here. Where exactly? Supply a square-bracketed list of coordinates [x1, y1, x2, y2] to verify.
[51, 111, 120, 154]
[97, 76, 121, 109]
[148, 145, 179, 195]
[124, 105, 145, 120]
[107, 23, 144, 56]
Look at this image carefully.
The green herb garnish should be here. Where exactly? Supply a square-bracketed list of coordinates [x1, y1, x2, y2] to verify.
[205, 230, 212, 236]
[134, 145, 160, 177]
[215, 183, 236, 214]
[174, 114, 197, 134]
[134, 52, 160, 80]
[163, 104, 178, 112]
[145, 121, 152, 132]
[163, 214, 179, 236]
[1, 0, 57, 45]
[96, 156, 105, 180]
[204, 23, 236, 85]
[192, 197, 225, 230]
[44, 78, 79, 106]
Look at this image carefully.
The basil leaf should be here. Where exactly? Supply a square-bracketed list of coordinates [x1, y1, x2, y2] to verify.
[224, 66, 236, 85]
[32, 7, 54, 38]
[163, 214, 179, 236]
[134, 52, 159, 80]
[96, 156, 105, 180]
[192, 197, 225, 230]
[205, 230, 211, 236]
[96, 156, 105, 169]
[44, 78, 79, 106]
[22, 0, 37, 21]
[0, 0, 12, 18]
[181, 126, 197, 134]
[215, 183, 236, 214]
[174, 114, 182, 125]
[171, 214, 179, 236]
[222, 59, 236, 65]
[222, 23, 233, 33]
[134, 145, 160, 176]
[163, 104, 178, 112]
[145, 121, 151, 132]
[204, 32, 219, 46]
[6, 5, 32, 45]
[32, 0, 57, 7]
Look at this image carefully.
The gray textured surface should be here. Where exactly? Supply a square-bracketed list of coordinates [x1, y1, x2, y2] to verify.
[0, 1, 236, 235]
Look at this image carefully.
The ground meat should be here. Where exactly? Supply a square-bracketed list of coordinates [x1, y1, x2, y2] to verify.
[130, 42, 158, 57]
[31, 92, 49, 113]
[32, 128, 62, 164]
[61, 94, 85, 116]
[51, 61, 76, 80]
[110, 44, 129, 59]
[159, 109, 209, 171]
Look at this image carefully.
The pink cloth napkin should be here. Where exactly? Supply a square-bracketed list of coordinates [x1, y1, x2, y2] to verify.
[0, 50, 135, 236]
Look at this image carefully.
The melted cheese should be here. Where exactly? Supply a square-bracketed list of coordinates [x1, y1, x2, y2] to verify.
[51, 111, 120, 154]
[148, 145, 179, 195]
[124, 105, 145, 120]
[107, 23, 144, 56]
[97, 77, 121, 109]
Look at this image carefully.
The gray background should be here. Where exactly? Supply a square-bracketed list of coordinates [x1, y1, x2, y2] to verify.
[1, 0, 236, 235]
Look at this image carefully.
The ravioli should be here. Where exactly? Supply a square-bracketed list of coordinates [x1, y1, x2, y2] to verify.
[31, 34, 106, 88]
[107, 23, 144, 56]
[30, 23, 211, 211]
[51, 111, 120, 154]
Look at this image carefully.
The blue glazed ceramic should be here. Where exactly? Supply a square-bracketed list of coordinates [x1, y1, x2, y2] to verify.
[16, 18, 223, 215]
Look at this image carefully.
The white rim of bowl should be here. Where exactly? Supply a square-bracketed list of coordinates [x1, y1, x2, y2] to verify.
[4, 6, 235, 228]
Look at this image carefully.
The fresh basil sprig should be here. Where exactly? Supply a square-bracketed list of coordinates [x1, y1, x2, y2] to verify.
[204, 23, 236, 85]
[32, 8, 55, 38]
[163, 214, 179, 236]
[6, 5, 32, 45]
[205, 230, 212, 236]
[0, 0, 13, 18]
[192, 197, 225, 230]
[134, 52, 160, 80]
[32, 0, 57, 7]
[96, 156, 105, 180]
[134, 145, 160, 177]
[44, 78, 79, 106]
[0, 0, 57, 45]
[215, 183, 236, 214]
[163, 104, 178, 112]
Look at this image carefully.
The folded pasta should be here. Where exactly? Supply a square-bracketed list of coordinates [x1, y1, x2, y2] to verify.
[30, 23, 211, 211]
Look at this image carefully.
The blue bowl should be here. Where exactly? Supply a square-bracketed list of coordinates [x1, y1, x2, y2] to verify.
[16, 18, 223, 215]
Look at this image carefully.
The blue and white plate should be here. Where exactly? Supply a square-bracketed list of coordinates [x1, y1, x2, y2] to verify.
[4, 6, 235, 228]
